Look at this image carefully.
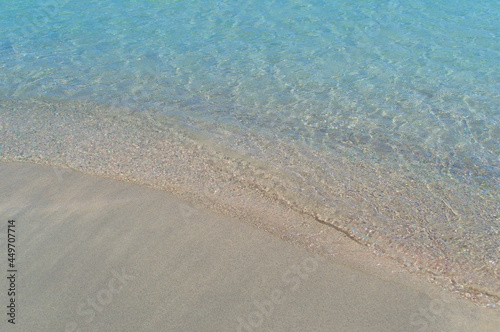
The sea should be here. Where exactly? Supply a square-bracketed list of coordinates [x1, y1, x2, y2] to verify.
[1, 0, 499, 306]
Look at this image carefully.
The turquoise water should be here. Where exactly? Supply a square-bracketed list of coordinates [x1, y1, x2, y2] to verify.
[1, 0, 499, 304]
[2, 0, 499, 182]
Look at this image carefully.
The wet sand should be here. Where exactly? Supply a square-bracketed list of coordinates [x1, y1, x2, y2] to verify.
[0, 161, 498, 331]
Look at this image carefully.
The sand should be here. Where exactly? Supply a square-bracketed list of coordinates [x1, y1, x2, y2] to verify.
[0, 161, 498, 331]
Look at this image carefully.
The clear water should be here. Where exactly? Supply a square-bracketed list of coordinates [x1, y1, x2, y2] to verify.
[1, 0, 499, 304]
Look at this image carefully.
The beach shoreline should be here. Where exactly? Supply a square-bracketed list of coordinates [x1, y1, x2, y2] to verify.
[2, 0, 500, 330]
[1, 161, 499, 331]
[1, 98, 499, 308]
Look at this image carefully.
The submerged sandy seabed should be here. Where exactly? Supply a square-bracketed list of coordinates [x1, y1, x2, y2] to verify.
[0, 161, 499, 331]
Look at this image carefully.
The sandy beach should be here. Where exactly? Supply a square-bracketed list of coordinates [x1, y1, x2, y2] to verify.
[2, 0, 500, 330]
[0, 161, 498, 331]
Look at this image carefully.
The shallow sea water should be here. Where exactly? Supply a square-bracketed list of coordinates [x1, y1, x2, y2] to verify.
[1, 0, 499, 305]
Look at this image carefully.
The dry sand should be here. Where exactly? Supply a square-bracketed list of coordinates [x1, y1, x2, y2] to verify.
[0, 161, 498, 331]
